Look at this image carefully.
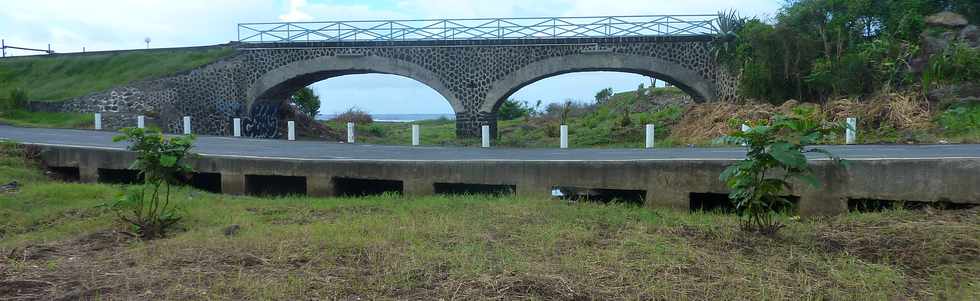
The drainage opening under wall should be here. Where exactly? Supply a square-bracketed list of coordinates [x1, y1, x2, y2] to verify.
[849, 199, 977, 212]
[434, 183, 516, 196]
[690, 193, 799, 213]
[45, 166, 80, 182]
[98, 169, 144, 185]
[552, 186, 645, 205]
[245, 175, 307, 197]
[184, 172, 222, 193]
[333, 177, 403, 197]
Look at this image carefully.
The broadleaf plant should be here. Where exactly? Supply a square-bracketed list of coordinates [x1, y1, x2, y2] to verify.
[104, 127, 195, 239]
[717, 106, 845, 234]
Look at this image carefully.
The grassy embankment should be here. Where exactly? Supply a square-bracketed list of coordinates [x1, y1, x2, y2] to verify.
[0, 142, 977, 299]
[327, 87, 980, 148]
[0, 47, 234, 128]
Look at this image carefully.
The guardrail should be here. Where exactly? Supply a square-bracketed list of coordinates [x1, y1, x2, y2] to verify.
[238, 15, 719, 43]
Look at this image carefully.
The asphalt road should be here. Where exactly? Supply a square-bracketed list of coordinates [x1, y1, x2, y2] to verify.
[2, 125, 979, 161]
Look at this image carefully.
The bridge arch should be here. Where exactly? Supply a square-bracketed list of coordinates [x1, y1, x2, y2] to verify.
[246, 55, 464, 114]
[480, 52, 716, 114]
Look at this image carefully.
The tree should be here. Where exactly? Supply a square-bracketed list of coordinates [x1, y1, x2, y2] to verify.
[291, 87, 321, 117]
[594, 87, 614, 104]
[498, 99, 535, 120]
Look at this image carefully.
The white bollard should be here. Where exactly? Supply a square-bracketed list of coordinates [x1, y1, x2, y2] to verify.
[481, 125, 490, 148]
[740, 124, 750, 146]
[287, 121, 295, 141]
[94, 113, 102, 130]
[846, 117, 857, 145]
[559, 125, 569, 149]
[137, 115, 145, 129]
[645, 124, 655, 149]
[347, 122, 355, 143]
[183, 116, 191, 135]
[233, 118, 241, 137]
[412, 124, 420, 146]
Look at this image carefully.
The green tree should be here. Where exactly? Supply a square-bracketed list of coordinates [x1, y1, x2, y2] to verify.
[290, 87, 321, 117]
[594, 87, 614, 104]
[498, 99, 535, 120]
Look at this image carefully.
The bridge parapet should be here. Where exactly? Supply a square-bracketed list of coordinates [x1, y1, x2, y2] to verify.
[238, 15, 719, 43]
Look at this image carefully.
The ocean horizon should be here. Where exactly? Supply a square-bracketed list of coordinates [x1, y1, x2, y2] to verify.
[316, 113, 455, 123]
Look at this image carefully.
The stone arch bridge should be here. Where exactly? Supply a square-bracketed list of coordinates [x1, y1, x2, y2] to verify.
[60, 15, 735, 138]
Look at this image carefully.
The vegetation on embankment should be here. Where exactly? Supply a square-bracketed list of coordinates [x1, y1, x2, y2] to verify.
[0, 109, 93, 129]
[0, 46, 234, 102]
[326, 85, 980, 147]
[0, 142, 978, 299]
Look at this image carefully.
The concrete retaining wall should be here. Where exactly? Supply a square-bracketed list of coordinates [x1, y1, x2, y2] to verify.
[35, 145, 980, 217]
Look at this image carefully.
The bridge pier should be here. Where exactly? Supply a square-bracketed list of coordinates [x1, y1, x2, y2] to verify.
[455, 111, 497, 139]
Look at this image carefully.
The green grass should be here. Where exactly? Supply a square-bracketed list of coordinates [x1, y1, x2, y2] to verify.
[0, 142, 977, 299]
[0, 109, 94, 128]
[324, 92, 686, 148]
[0, 47, 234, 102]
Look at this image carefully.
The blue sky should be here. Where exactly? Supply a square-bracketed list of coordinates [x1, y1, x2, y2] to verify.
[1, 0, 781, 114]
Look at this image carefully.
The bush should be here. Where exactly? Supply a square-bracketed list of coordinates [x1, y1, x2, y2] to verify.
[498, 99, 538, 120]
[937, 102, 980, 137]
[718, 107, 845, 234]
[332, 107, 374, 124]
[103, 128, 195, 240]
[2, 89, 29, 110]
[923, 43, 980, 89]
[290, 87, 321, 117]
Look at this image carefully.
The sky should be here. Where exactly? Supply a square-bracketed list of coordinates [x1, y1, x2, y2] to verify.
[1, 0, 781, 114]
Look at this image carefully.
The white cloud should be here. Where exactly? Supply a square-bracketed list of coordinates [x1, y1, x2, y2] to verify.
[280, 0, 314, 22]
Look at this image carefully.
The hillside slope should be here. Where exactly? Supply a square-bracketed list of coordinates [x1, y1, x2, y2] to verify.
[0, 46, 234, 102]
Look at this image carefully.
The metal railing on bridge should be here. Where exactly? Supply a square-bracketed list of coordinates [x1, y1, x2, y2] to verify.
[237, 15, 719, 43]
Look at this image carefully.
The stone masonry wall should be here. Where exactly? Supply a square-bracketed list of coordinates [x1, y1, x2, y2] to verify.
[55, 38, 731, 138]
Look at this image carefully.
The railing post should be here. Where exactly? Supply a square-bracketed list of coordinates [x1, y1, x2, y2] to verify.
[347, 122, 355, 143]
[645, 124, 655, 149]
[94, 113, 102, 130]
[287, 121, 296, 141]
[183, 116, 191, 134]
[481, 125, 490, 148]
[412, 124, 421, 146]
[560, 125, 569, 149]
[233, 118, 242, 137]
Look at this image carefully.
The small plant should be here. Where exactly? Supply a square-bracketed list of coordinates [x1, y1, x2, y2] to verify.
[717, 107, 845, 235]
[103, 127, 195, 239]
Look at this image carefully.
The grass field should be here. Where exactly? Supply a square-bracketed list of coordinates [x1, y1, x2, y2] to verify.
[0, 143, 977, 299]
[0, 47, 234, 102]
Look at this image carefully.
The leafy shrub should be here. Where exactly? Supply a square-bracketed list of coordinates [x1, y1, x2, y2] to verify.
[718, 107, 845, 234]
[937, 102, 980, 137]
[332, 107, 374, 124]
[1, 89, 28, 110]
[290, 87, 321, 117]
[923, 43, 980, 89]
[103, 128, 195, 239]
[498, 99, 539, 120]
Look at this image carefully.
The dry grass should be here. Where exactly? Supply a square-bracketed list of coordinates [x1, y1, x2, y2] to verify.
[669, 89, 941, 145]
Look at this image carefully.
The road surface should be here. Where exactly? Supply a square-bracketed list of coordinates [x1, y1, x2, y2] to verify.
[2, 125, 979, 161]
